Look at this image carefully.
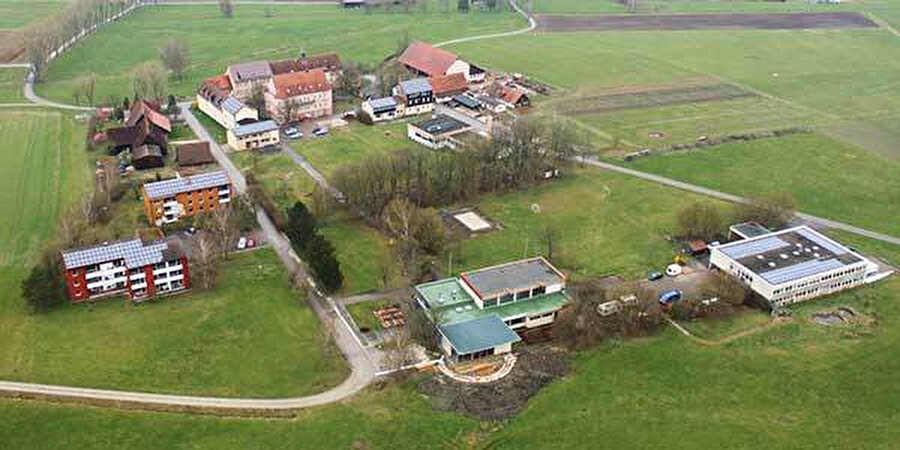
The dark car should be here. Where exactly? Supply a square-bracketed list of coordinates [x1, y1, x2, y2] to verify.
[647, 271, 664, 281]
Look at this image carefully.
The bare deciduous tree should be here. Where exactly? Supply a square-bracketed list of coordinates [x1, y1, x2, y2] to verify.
[218, 0, 234, 18]
[193, 233, 221, 290]
[132, 61, 168, 101]
[159, 38, 189, 81]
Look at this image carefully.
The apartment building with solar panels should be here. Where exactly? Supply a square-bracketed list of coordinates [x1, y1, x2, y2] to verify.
[141, 171, 232, 226]
[710, 226, 873, 307]
[62, 237, 190, 303]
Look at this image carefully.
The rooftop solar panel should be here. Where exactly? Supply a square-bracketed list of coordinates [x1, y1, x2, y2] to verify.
[222, 96, 246, 115]
[760, 258, 845, 285]
[62, 239, 171, 270]
[720, 236, 790, 260]
[795, 227, 848, 255]
[143, 171, 230, 200]
[399, 78, 432, 95]
[231, 120, 279, 138]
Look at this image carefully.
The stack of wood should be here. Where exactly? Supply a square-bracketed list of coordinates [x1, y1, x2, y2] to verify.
[374, 306, 405, 329]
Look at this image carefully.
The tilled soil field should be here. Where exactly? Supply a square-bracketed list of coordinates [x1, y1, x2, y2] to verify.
[538, 12, 878, 32]
[559, 83, 754, 115]
[418, 346, 570, 421]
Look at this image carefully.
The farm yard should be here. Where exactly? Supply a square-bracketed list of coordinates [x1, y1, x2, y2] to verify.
[36, 4, 522, 103]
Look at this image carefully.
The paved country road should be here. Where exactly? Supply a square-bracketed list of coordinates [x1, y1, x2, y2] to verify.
[575, 156, 900, 247]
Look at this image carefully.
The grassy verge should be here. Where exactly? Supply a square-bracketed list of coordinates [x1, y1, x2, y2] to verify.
[346, 298, 399, 332]
[291, 121, 414, 177]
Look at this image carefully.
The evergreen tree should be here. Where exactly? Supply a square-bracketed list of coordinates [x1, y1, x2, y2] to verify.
[21, 257, 65, 314]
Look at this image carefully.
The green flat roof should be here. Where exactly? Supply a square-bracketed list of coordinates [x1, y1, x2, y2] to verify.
[432, 291, 570, 325]
[438, 314, 521, 355]
[414, 278, 475, 310]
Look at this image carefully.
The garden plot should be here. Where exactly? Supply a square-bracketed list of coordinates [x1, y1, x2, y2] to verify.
[559, 83, 755, 116]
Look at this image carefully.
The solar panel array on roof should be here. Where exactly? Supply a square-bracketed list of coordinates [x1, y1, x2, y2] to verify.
[231, 120, 279, 138]
[720, 236, 790, 260]
[795, 227, 848, 255]
[399, 78, 432, 95]
[760, 258, 845, 285]
[62, 239, 171, 270]
[368, 96, 397, 113]
[143, 171, 230, 200]
[222, 96, 246, 115]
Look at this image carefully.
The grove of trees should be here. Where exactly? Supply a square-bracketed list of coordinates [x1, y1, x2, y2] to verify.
[284, 201, 344, 293]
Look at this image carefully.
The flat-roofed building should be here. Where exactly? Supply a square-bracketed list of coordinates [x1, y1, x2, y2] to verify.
[407, 114, 471, 149]
[361, 96, 400, 122]
[414, 257, 570, 363]
[710, 226, 875, 307]
[62, 236, 190, 303]
[141, 171, 232, 226]
[226, 119, 280, 151]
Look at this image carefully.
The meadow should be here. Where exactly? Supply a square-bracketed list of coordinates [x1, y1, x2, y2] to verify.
[230, 151, 404, 294]
[0, 67, 26, 103]
[628, 132, 900, 236]
[37, 4, 522, 103]
[291, 121, 415, 176]
[0, 110, 346, 397]
[0, 0, 66, 30]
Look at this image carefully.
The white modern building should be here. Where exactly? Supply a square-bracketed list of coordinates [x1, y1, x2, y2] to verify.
[710, 226, 876, 307]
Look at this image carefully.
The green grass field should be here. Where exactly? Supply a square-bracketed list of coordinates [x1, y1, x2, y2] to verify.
[230, 151, 404, 294]
[452, 167, 723, 279]
[628, 133, 900, 236]
[0, 67, 26, 103]
[292, 121, 415, 177]
[37, 4, 521, 103]
[346, 298, 398, 332]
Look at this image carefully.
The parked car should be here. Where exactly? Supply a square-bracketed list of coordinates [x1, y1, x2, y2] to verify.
[647, 271, 664, 281]
[284, 127, 302, 139]
[666, 264, 683, 277]
[312, 127, 329, 137]
[237, 237, 247, 250]
[659, 290, 683, 305]
[246, 238, 256, 248]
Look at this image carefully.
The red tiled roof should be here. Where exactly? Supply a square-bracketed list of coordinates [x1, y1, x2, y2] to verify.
[270, 53, 342, 75]
[205, 74, 232, 91]
[501, 88, 526, 105]
[127, 100, 172, 133]
[398, 42, 458, 77]
[428, 73, 468, 96]
[270, 69, 331, 99]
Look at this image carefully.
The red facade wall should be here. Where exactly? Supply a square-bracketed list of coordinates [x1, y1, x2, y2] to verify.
[64, 267, 89, 303]
[180, 257, 191, 290]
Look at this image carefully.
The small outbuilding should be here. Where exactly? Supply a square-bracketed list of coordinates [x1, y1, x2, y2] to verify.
[176, 141, 215, 167]
[132, 145, 165, 170]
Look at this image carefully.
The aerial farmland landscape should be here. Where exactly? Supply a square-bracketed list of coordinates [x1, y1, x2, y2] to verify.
[0, 0, 898, 448]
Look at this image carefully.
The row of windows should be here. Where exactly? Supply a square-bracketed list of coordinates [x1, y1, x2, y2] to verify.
[482, 286, 548, 308]
[773, 267, 864, 295]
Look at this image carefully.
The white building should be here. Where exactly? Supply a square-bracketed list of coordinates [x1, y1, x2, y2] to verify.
[407, 114, 472, 150]
[710, 226, 875, 307]
[226, 120, 281, 151]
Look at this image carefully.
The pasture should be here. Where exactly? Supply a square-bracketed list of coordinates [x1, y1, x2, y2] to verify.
[0, 0, 65, 30]
[628, 133, 900, 236]
[37, 4, 521, 103]
[0, 67, 26, 103]
[291, 121, 415, 177]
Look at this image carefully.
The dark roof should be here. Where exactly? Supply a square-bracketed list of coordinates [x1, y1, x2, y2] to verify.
[398, 42, 459, 77]
[398, 78, 433, 96]
[412, 114, 470, 136]
[461, 257, 565, 300]
[198, 75, 232, 106]
[438, 314, 521, 354]
[366, 96, 398, 113]
[270, 53, 342, 75]
[176, 141, 214, 166]
[143, 171, 230, 200]
[227, 61, 273, 83]
[453, 94, 481, 109]
[133, 145, 163, 160]
[730, 222, 772, 239]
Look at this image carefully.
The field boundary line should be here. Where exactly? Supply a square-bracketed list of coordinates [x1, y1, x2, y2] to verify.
[665, 316, 788, 346]
[866, 12, 900, 37]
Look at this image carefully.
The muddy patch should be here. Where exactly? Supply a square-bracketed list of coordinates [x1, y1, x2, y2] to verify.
[418, 346, 569, 421]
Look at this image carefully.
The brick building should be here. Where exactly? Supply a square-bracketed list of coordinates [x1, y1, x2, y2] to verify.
[62, 236, 190, 303]
[141, 171, 232, 226]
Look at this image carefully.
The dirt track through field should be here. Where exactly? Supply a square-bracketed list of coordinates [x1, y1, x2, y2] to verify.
[537, 12, 878, 32]
[559, 83, 754, 115]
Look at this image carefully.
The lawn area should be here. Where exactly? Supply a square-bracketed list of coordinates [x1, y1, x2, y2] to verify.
[230, 151, 404, 294]
[2, 272, 898, 449]
[531, 0, 625, 14]
[0, 67, 26, 103]
[191, 106, 227, 143]
[0, 249, 348, 397]
[627, 132, 900, 237]
[453, 166, 722, 280]
[0, 0, 66, 30]
[37, 4, 522, 103]
[292, 121, 414, 177]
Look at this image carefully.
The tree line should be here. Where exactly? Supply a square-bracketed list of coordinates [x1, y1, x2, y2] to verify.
[284, 202, 344, 293]
[332, 116, 590, 221]
[25, 0, 143, 81]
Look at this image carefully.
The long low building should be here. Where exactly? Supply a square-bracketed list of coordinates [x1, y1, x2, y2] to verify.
[226, 119, 280, 151]
[710, 226, 877, 307]
[142, 171, 232, 226]
[414, 257, 570, 363]
[407, 114, 472, 150]
[62, 237, 190, 303]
